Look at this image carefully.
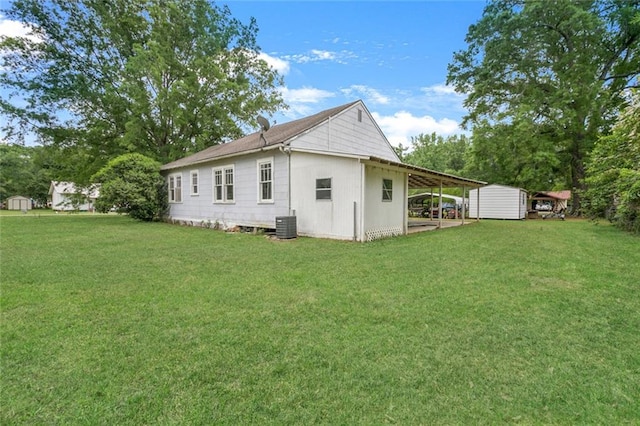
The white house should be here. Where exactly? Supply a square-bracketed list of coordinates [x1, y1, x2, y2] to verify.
[468, 184, 527, 220]
[161, 101, 484, 241]
[48, 181, 100, 211]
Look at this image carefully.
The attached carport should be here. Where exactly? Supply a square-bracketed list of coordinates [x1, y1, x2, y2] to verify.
[365, 157, 486, 233]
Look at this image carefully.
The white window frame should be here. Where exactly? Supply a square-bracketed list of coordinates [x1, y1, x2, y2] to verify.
[316, 178, 332, 200]
[213, 165, 234, 203]
[190, 170, 199, 196]
[168, 173, 182, 203]
[257, 157, 274, 203]
[382, 178, 393, 202]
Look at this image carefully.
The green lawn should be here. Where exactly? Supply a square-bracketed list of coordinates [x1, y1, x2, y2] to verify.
[1, 215, 639, 424]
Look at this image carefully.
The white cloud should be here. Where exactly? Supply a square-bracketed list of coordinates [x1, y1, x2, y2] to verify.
[310, 49, 335, 61]
[371, 111, 461, 147]
[258, 52, 290, 75]
[423, 83, 459, 96]
[386, 82, 467, 119]
[281, 86, 334, 104]
[0, 14, 40, 42]
[283, 49, 356, 65]
[280, 86, 336, 117]
[341, 85, 389, 105]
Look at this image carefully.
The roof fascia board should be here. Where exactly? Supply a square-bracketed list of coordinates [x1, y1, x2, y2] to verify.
[161, 143, 285, 171]
[364, 156, 486, 187]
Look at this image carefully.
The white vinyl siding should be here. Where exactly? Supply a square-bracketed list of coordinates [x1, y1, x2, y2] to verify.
[469, 184, 527, 219]
[213, 165, 234, 203]
[288, 104, 399, 162]
[190, 170, 199, 196]
[257, 158, 274, 203]
[168, 173, 182, 203]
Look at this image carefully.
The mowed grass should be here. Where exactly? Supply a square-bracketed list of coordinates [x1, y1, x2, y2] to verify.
[1, 215, 639, 424]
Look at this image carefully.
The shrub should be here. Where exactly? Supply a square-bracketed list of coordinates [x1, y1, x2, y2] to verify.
[92, 153, 167, 221]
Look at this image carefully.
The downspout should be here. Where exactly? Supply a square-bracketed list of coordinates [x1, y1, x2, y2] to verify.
[279, 145, 292, 215]
[403, 173, 408, 235]
[359, 159, 366, 242]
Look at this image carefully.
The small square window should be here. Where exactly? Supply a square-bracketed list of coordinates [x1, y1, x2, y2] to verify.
[316, 178, 332, 200]
[382, 179, 393, 201]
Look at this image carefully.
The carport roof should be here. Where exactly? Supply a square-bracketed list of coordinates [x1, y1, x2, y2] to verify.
[365, 156, 486, 188]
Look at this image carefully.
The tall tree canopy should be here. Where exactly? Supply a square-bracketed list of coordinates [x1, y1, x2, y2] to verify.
[583, 86, 640, 233]
[1, 0, 286, 182]
[403, 133, 471, 177]
[0, 144, 53, 205]
[447, 0, 640, 212]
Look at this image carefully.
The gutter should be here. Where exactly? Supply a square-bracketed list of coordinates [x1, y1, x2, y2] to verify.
[160, 143, 285, 171]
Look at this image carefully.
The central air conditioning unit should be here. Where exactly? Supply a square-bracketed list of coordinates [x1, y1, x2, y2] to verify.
[275, 216, 297, 239]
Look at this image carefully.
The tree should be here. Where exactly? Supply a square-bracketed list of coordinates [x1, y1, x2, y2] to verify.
[0, 144, 52, 205]
[462, 120, 563, 190]
[92, 153, 167, 221]
[1, 0, 286, 183]
[403, 133, 472, 176]
[583, 87, 640, 233]
[447, 0, 640, 213]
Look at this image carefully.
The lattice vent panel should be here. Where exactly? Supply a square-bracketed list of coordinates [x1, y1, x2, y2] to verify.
[365, 226, 403, 242]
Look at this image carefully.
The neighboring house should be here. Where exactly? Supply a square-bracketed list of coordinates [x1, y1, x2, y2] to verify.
[7, 195, 32, 211]
[530, 190, 572, 212]
[468, 184, 528, 220]
[48, 181, 100, 211]
[161, 100, 484, 241]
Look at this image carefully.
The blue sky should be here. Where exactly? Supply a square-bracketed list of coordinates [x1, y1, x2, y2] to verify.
[223, 0, 487, 146]
[0, 1, 488, 147]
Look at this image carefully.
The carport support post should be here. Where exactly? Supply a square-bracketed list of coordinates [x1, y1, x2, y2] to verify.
[461, 185, 466, 225]
[430, 188, 434, 218]
[438, 180, 443, 229]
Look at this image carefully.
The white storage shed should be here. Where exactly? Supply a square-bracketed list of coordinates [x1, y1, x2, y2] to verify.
[7, 195, 32, 211]
[469, 184, 527, 220]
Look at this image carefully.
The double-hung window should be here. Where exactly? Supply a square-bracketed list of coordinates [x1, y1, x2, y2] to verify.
[213, 165, 234, 203]
[257, 158, 273, 203]
[190, 171, 199, 196]
[169, 173, 182, 203]
[316, 178, 332, 200]
[382, 179, 393, 201]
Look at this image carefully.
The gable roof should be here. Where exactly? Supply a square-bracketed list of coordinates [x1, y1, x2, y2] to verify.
[159, 101, 485, 188]
[366, 157, 485, 189]
[161, 101, 360, 171]
[541, 190, 571, 200]
[49, 181, 100, 198]
[474, 183, 527, 192]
